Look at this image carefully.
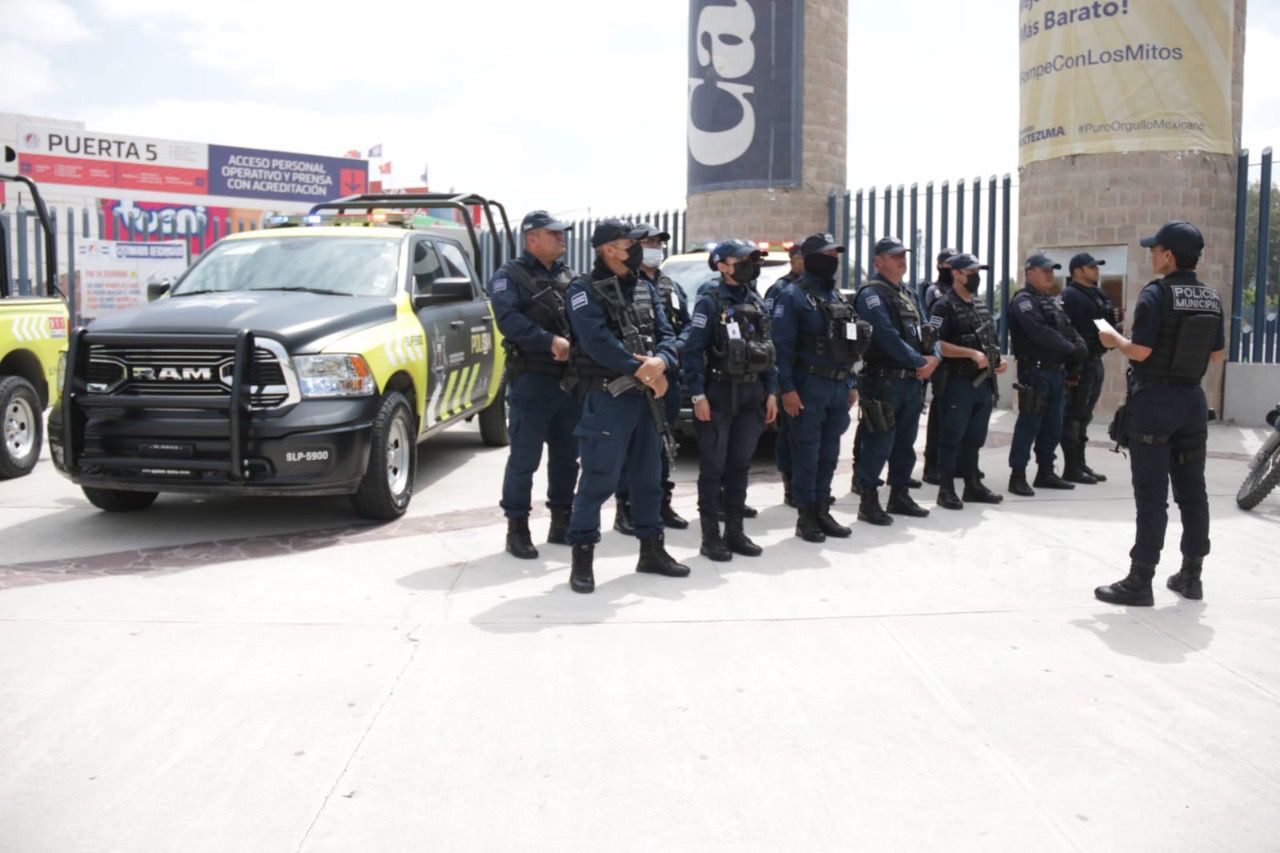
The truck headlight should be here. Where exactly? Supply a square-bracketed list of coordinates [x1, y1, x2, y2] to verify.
[294, 354, 375, 398]
[57, 353, 67, 391]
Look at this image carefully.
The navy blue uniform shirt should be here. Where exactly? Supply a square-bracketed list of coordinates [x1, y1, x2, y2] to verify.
[1061, 280, 1121, 351]
[565, 261, 680, 377]
[489, 250, 571, 368]
[855, 274, 929, 370]
[1009, 285, 1079, 361]
[772, 272, 860, 394]
[684, 279, 778, 397]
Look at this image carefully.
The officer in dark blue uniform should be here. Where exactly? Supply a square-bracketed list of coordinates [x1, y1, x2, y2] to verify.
[1060, 252, 1121, 485]
[854, 237, 939, 525]
[614, 224, 690, 535]
[928, 253, 1007, 509]
[1006, 253, 1088, 497]
[490, 210, 579, 559]
[684, 240, 779, 560]
[921, 248, 957, 486]
[773, 233, 871, 542]
[764, 242, 804, 506]
[563, 220, 689, 593]
[1094, 221, 1224, 606]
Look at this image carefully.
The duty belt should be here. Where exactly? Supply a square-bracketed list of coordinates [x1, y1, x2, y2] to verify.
[800, 364, 851, 381]
[514, 360, 567, 378]
[584, 377, 641, 394]
[707, 370, 763, 384]
[1020, 360, 1066, 371]
[864, 366, 916, 380]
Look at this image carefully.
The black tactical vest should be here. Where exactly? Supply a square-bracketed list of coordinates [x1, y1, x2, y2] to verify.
[862, 278, 925, 368]
[1065, 281, 1115, 358]
[574, 274, 657, 379]
[653, 273, 686, 337]
[797, 278, 870, 369]
[708, 291, 776, 380]
[1132, 276, 1223, 385]
[1010, 288, 1077, 361]
[501, 259, 574, 345]
[940, 291, 998, 374]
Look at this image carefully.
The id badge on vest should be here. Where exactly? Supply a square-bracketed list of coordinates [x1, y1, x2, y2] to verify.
[846, 322, 858, 341]
[726, 321, 741, 341]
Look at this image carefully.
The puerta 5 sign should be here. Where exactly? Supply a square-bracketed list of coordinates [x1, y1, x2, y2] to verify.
[687, 0, 803, 194]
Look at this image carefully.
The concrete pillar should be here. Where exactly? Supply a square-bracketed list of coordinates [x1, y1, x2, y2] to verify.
[685, 0, 847, 246]
[1017, 0, 1247, 413]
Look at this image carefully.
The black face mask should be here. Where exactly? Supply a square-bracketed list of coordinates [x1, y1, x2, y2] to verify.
[623, 242, 644, 273]
[804, 254, 839, 280]
[731, 260, 759, 284]
[938, 268, 954, 286]
[955, 273, 979, 294]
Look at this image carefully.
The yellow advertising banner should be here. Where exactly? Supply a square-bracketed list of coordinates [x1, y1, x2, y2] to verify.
[1019, 0, 1235, 166]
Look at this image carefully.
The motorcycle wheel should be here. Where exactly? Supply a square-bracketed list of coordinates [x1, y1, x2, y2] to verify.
[1236, 431, 1280, 511]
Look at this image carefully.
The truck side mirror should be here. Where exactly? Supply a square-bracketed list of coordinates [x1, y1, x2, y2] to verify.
[3, 145, 15, 164]
[412, 276, 473, 310]
[147, 280, 172, 301]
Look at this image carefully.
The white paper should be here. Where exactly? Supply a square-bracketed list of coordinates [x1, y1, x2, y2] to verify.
[726, 321, 741, 340]
[1093, 318, 1118, 336]
[846, 322, 858, 340]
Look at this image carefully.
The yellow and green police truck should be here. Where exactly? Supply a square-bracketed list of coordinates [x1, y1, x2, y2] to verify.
[0, 173, 69, 479]
[50, 193, 512, 519]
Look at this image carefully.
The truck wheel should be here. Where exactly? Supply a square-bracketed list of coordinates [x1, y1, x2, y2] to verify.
[478, 384, 509, 447]
[81, 487, 159, 512]
[352, 391, 416, 520]
[0, 376, 43, 479]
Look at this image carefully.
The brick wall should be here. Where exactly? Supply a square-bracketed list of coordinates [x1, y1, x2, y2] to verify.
[1016, 0, 1247, 414]
[686, 0, 848, 245]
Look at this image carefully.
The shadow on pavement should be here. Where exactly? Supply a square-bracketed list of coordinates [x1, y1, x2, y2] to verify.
[1069, 600, 1214, 663]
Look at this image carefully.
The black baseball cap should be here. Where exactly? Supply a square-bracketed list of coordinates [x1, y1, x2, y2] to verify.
[711, 239, 764, 266]
[948, 252, 989, 272]
[521, 210, 570, 233]
[800, 233, 845, 255]
[873, 236, 910, 257]
[634, 223, 671, 242]
[1140, 220, 1204, 255]
[590, 219, 646, 248]
[1025, 252, 1061, 270]
[1069, 252, 1106, 271]
[937, 247, 958, 264]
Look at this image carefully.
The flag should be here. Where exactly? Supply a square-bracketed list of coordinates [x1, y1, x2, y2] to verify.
[367, 144, 383, 158]
[419, 163, 429, 185]
[344, 149, 360, 159]
[378, 161, 392, 175]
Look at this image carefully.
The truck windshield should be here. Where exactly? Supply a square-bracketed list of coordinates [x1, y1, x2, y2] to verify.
[171, 237, 400, 298]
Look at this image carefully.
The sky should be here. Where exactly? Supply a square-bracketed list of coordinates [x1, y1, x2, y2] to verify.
[3, 0, 1280, 222]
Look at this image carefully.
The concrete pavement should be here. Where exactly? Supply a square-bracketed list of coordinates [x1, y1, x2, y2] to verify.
[1, 411, 1277, 851]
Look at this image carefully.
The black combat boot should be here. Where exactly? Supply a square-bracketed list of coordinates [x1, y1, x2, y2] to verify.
[850, 470, 862, 496]
[636, 534, 691, 577]
[699, 515, 732, 562]
[570, 543, 595, 594]
[1167, 556, 1204, 600]
[1061, 450, 1098, 485]
[962, 475, 1003, 504]
[1008, 469, 1035, 497]
[1081, 449, 1107, 482]
[547, 507, 571, 545]
[505, 517, 538, 560]
[1095, 561, 1156, 606]
[907, 477, 924, 489]
[857, 489, 894, 526]
[741, 504, 759, 518]
[661, 496, 689, 530]
[613, 497, 635, 536]
[783, 471, 795, 507]
[795, 504, 827, 542]
[1034, 465, 1076, 490]
[724, 513, 763, 556]
[936, 478, 964, 510]
[815, 503, 852, 538]
[886, 486, 930, 518]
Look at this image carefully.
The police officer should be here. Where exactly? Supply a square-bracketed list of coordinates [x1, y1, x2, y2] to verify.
[564, 220, 689, 593]
[922, 248, 957, 486]
[490, 210, 578, 559]
[1060, 252, 1120, 485]
[928, 253, 1007, 509]
[614, 224, 690, 535]
[773, 233, 870, 542]
[1094, 221, 1224, 606]
[854, 237, 939, 525]
[1006, 253, 1089, 497]
[764, 242, 804, 506]
[684, 240, 779, 560]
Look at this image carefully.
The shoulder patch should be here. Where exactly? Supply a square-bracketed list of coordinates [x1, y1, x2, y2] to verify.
[773, 302, 786, 319]
[491, 276, 508, 294]
[691, 312, 708, 329]
[929, 315, 944, 328]
[570, 291, 589, 311]
[1018, 299, 1033, 312]
[864, 292, 882, 309]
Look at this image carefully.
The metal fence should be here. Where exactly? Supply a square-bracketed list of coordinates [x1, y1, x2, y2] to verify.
[828, 176, 1017, 350]
[1231, 147, 1279, 363]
